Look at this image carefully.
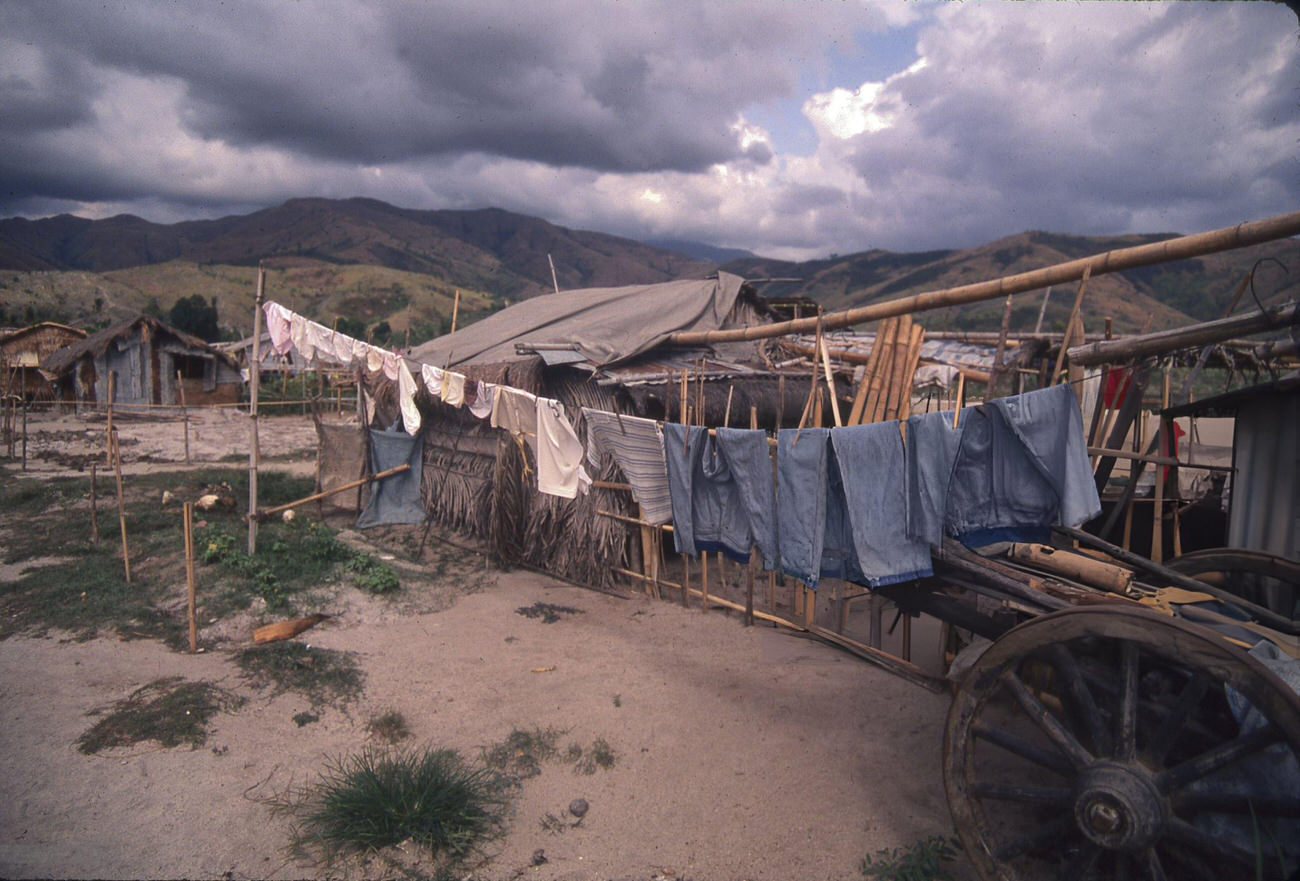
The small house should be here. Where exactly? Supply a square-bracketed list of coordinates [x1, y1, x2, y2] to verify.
[0, 322, 87, 403]
[41, 315, 243, 408]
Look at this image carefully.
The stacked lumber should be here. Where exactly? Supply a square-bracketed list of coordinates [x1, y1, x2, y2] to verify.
[845, 317, 927, 425]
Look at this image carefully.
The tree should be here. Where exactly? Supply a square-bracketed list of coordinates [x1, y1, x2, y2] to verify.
[167, 294, 220, 341]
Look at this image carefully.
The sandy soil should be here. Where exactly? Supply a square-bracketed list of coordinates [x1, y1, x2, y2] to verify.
[0, 411, 971, 881]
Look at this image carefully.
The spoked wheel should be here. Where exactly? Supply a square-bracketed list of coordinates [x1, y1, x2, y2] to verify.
[945, 606, 1300, 880]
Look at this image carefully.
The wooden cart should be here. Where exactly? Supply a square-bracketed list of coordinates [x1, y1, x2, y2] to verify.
[879, 532, 1300, 881]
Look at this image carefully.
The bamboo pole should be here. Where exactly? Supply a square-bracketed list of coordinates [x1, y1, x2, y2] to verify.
[184, 502, 198, 653]
[667, 210, 1300, 346]
[872, 315, 909, 423]
[817, 336, 843, 427]
[20, 396, 26, 471]
[1069, 301, 1299, 367]
[847, 327, 884, 425]
[176, 370, 190, 464]
[898, 325, 926, 421]
[90, 462, 99, 545]
[111, 429, 131, 583]
[248, 265, 265, 555]
[1033, 286, 1053, 334]
[254, 463, 412, 519]
[1051, 265, 1091, 384]
[862, 318, 899, 424]
[450, 289, 461, 334]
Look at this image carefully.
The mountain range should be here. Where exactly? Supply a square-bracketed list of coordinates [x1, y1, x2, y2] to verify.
[2, 197, 1296, 341]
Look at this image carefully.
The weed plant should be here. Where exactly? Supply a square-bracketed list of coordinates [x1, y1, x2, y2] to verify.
[234, 641, 365, 709]
[77, 677, 243, 754]
[366, 709, 412, 744]
[860, 835, 961, 881]
[279, 746, 508, 867]
[483, 727, 617, 782]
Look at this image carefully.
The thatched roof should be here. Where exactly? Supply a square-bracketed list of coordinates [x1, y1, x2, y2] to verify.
[40, 315, 238, 376]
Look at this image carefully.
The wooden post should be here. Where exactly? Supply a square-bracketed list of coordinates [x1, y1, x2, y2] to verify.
[106, 370, 116, 461]
[176, 370, 190, 465]
[450, 289, 461, 334]
[111, 429, 131, 583]
[701, 551, 709, 612]
[248, 265, 265, 555]
[990, 293, 1014, 399]
[183, 502, 198, 653]
[745, 549, 756, 627]
[1150, 371, 1171, 563]
[19, 396, 26, 471]
[952, 374, 965, 428]
[90, 462, 99, 545]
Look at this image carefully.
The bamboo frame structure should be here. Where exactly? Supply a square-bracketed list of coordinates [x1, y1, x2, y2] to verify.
[666, 210, 1300, 346]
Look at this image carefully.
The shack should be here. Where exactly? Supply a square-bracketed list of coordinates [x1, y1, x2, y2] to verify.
[0, 322, 87, 403]
[41, 315, 242, 408]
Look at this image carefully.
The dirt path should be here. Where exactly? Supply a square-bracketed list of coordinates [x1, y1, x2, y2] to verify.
[0, 572, 961, 881]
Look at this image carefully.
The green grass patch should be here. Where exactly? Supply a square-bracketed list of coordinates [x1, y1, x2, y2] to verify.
[277, 746, 509, 869]
[197, 518, 400, 615]
[77, 677, 243, 754]
[0, 546, 184, 644]
[234, 641, 365, 709]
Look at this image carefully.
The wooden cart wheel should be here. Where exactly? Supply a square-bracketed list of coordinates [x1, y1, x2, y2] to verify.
[945, 605, 1300, 880]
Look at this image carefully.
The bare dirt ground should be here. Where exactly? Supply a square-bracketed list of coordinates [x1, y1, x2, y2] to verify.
[0, 410, 970, 881]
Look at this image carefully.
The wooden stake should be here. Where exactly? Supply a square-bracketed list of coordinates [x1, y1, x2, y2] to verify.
[176, 370, 190, 465]
[111, 429, 131, 583]
[723, 384, 734, 428]
[248, 265, 265, 555]
[450, 289, 461, 334]
[90, 462, 99, 545]
[20, 396, 26, 471]
[184, 502, 197, 653]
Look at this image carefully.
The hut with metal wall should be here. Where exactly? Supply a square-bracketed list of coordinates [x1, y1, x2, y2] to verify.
[41, 315, 243, 408]
[0, 322, 87, 403]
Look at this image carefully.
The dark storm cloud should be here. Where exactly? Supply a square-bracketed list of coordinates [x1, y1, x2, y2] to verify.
[0, 1, 845, 174]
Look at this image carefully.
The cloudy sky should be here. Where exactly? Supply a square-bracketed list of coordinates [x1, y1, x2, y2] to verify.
[1, 1, 1297, 260]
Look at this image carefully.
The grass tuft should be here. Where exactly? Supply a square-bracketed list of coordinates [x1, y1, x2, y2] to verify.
[77, 677, 243, 754]
[279, 746, 509, 866]
[234, 641, 365, 708]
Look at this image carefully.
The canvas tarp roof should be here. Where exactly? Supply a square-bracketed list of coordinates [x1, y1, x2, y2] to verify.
[407, 272, 748, 369]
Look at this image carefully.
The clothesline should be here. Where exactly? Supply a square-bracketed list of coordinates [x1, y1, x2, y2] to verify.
[263, 302, 1102, 568]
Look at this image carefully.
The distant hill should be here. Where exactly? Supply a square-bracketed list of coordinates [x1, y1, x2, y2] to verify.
[0, 198, 714, 339]
[2, 197, 1296, 340]
[0, 197, 713, 296]
[644, 238, 755, 264]
[722, 231, 1300, 334]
